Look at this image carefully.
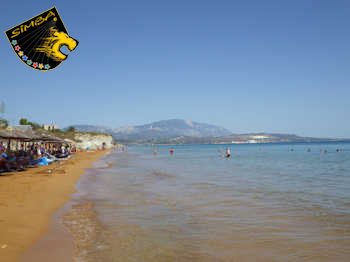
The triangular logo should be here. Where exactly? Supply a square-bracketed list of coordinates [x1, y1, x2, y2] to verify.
[5, 7, 78, 71]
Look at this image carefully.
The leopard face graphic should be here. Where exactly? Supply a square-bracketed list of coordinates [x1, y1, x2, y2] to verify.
[35, 27, 79, 62]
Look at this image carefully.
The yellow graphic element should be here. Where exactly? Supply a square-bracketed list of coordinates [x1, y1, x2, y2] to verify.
[10, 11, 56, 38]
[18, 51, 23, 56]
[39, 64, 44, 69]
[35, 27, 78, 61]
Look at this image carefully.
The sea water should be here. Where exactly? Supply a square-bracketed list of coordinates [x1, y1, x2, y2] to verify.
[67, 142, 350, 261]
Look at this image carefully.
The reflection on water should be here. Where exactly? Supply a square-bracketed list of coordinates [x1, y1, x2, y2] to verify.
[67, 143, 350, 261]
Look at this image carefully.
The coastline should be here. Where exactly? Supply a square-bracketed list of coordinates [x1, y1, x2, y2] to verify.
[0, 149, 111, 262]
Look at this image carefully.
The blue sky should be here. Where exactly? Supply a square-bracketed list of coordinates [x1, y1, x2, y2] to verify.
[1, 0, 349, 138]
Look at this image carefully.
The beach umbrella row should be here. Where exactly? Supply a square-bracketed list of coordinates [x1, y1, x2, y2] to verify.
[0, 130, 66, 143]
[0, 130, 28, 140]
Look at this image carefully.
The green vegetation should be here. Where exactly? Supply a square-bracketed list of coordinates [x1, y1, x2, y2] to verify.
[66, 126, 76, 132]
[44, 127, 107, 142]
[12, 118, 111, 142]
[19, 118, 28, 125]
[0, 118, 8, 129]
[19, 118, 41, 130]
[48, 128, 76, 141]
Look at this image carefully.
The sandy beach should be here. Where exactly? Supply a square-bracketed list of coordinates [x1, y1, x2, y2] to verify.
[0, 150, 110, 262]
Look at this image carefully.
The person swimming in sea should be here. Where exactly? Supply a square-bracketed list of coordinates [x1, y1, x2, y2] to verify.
[170, 148, 174, 155]
[153, 147, 158, 155]
[225, 147, 231, 158]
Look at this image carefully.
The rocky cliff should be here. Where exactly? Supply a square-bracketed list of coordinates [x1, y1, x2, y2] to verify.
[73, 132, 114, 150]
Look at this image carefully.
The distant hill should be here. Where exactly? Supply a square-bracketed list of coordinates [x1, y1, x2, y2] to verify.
[71, 119, 232, 141]
[207, 133, 348, 144]
[122, 133, 349, 145]
[70, 120, 349, 145]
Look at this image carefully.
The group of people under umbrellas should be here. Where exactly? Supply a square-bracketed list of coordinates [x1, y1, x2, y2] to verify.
[0, 130, 75, 173]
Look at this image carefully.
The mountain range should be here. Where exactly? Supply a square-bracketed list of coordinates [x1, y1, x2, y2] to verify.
[72, 119, 231, 141]
[70, 119, 349, 144]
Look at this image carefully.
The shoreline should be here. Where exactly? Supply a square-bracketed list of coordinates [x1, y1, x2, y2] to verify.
[0, 149, 111, 262]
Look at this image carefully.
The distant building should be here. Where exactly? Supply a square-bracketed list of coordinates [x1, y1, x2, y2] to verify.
[7, 125, 33, 132]
[250, 135, 269, 139]
[43, 124, 59, 131]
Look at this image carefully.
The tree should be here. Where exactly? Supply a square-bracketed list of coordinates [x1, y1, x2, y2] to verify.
[29, 122, 41, 130]
[67, 126, 76, 132]
[0, 119, 8, 129]
[19, 118, 41, 130]
[19, 118, 29, 125]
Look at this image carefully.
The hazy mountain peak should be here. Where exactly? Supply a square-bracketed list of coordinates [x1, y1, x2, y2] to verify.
[71, 119, 232, 141]
[69, 120, 349, 144]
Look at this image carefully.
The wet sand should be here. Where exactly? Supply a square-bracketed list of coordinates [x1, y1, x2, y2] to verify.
[0, 150, 110, 262]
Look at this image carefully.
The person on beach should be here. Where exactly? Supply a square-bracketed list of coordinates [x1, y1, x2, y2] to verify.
[170, 148, 174, 155]
[153, 147, 158, 155]
[40, 143, 45, 155]
[36, 145, 42, 156]
[225, 148, 231, 158]
[0, 148, 11, 171]
[0, 142, 5, 152]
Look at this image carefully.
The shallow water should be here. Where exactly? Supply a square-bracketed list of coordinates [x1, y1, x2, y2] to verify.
[69, 142, 350, 261]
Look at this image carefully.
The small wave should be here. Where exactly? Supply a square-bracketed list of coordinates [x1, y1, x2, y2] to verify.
[63, 201, 109, 262]
[94, 162, 113, 169]
[101, 162, 113, 169]
[152, 170, 176, 179]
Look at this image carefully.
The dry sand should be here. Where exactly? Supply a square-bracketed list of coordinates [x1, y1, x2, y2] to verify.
[0, 150, 110, 262]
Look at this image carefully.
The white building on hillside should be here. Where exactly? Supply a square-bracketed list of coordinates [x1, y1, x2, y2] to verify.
[43, 124, 59, 131]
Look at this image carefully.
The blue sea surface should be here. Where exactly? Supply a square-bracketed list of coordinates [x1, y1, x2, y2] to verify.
[74, 142, 350, 261]
[132, 142, 350, 213]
